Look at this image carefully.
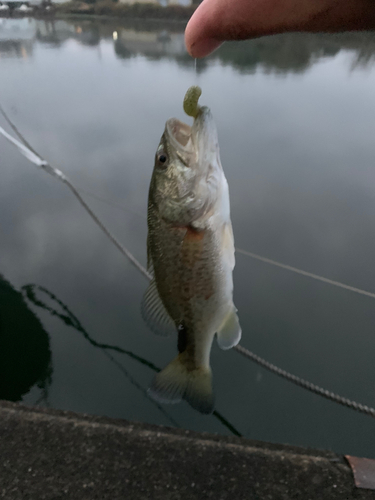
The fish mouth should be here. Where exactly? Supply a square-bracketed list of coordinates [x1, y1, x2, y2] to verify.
[166, 118, 192, 151]
[165, 108, 219, 166]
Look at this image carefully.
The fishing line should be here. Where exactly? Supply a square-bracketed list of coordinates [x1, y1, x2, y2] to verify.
[193, 57, 201, 85]
[2, 108, 375, 421]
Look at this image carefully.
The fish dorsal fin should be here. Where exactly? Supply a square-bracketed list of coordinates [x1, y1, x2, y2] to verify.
[141, 279, 176, 337]
[216, 306, 242, 350]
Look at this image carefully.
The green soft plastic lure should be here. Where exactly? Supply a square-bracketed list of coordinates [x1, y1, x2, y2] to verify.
[183, 85, 202, 118]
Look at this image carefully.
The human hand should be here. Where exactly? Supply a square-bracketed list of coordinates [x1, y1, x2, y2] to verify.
[185, 0, 375, 57]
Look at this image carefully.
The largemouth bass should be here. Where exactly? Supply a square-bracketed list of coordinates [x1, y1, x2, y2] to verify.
[142, 86, 241, 414]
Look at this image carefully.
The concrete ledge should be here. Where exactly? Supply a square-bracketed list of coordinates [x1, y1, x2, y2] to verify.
[0, 401, 372, 499]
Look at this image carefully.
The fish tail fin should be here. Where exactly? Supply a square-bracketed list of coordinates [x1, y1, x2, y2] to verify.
[148, 354, 214, 415]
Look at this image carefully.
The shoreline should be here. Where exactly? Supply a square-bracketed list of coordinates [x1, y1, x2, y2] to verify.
[52, 11, 189, 24]
[0, 3, 196, 22]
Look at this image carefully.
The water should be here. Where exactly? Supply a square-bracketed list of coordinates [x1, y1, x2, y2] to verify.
[1, 17, 375, 457]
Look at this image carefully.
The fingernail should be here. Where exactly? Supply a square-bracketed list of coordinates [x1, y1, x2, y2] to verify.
[189, 38, 223, 58]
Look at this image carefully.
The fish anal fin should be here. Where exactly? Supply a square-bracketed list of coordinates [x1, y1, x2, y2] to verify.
[216, 306, 241, 350]
[141, 279, 176, 337]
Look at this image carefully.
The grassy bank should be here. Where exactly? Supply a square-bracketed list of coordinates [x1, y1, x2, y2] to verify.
[54, 1, 196, 21]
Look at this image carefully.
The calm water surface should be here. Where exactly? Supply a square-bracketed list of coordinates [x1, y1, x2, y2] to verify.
[1, 17, 375, 457]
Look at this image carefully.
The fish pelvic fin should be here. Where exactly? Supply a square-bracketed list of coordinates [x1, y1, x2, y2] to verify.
[148, 355, 214, 415]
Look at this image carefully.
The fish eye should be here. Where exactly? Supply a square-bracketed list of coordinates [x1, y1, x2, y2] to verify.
[156, 151, 168, 169]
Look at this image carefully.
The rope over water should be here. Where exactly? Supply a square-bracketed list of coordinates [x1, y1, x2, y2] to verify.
[234, 344, 375, 417]
[1, 105, 375, 420]
[236, 247, 375, 300]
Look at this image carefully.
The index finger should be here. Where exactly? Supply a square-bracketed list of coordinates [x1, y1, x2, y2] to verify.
[185, 0, 375, 58]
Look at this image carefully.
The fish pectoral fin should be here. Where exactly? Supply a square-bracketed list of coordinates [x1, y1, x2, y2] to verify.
[222, 222, 235, 269]
[141, 279, 176, 337]
[216, 306, 242, 350]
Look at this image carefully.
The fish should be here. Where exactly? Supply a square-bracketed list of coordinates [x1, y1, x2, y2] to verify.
[142, 86, 241, 414]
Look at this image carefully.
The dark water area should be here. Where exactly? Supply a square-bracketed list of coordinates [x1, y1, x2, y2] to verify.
[1, 17, 375, 457]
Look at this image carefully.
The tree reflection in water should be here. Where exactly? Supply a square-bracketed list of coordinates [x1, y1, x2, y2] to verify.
[0, 276, 52, 403]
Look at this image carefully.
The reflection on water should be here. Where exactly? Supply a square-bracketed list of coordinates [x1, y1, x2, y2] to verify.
[115, 28, 185, 59]
[1, 17, 375, 71]
[21, 282, 241, 435]
[1, 17, 375, 458]
[216, 32, 375, 73]
[0, 18, 35, 58]
[0, 276, 51, 401]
